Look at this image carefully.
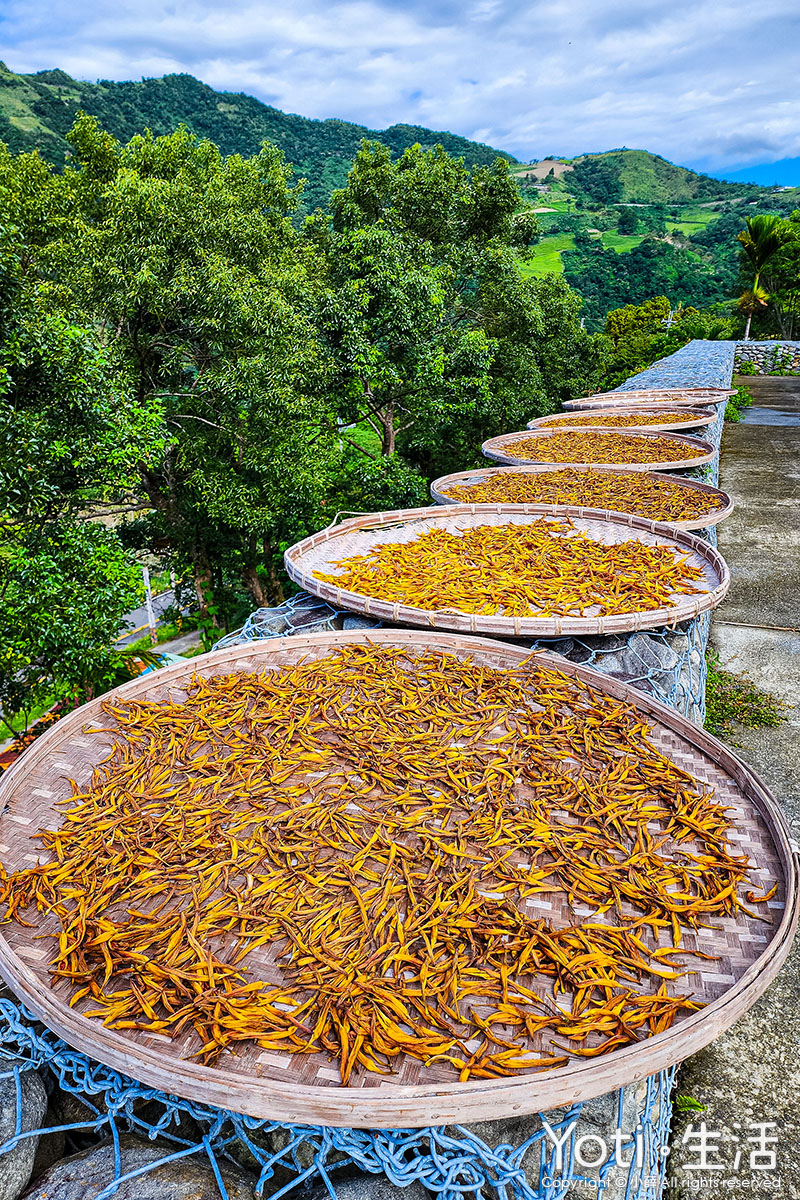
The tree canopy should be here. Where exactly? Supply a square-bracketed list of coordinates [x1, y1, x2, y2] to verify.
[0, 118, 606, 684]
[0, 222, 143, 730]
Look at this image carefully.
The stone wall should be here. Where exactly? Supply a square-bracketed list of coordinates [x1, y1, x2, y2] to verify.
[734, 340, 800, 374]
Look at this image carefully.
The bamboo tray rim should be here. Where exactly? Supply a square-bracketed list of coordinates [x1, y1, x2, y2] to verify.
[480, 429, 716, 473]
[0, 630, 794, 1128]
[526, 407, 716, 433]
[564, 389, 734, 411]
[428, 465, 734, 531]
[284, 503, 730, 637]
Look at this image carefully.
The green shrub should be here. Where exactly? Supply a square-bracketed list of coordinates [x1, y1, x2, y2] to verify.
[705, 649, 785, 740]
[725, 384, 754, 422]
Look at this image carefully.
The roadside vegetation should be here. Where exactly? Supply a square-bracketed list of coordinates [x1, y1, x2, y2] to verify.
[705, 649, 786, 741]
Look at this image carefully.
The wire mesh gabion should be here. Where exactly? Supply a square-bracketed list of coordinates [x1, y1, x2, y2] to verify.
[0, 363, 732, 1200]
[0, 993, 676, 1200]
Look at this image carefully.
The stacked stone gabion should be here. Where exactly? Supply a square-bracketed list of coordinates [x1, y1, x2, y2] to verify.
[734, 341, 800, 374]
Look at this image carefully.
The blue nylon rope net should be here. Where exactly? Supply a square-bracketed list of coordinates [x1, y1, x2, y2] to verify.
[0, 395, 727, 1198]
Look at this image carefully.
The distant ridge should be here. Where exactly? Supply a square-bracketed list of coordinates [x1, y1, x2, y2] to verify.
[512, 148, 760, 203]
[2, 61, 793, 207]
[0, 62, 515, 211]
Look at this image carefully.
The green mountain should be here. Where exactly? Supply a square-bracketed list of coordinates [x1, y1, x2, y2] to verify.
[513, 148, 760, 204]
[0, 62, 516, 212]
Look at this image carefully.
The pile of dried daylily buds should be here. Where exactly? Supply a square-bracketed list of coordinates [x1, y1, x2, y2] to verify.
[0, 646, 770, 1085]
[537, 412, 697, 429]
[497, 431, 701, 464]
[314, 518, 706, 616]
[441, 469, 724, 524]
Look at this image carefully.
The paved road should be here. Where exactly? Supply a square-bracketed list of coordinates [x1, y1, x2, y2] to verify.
[669, 373, 800, 1197]
[116, 588, 177, 646]
[714, 375, 800, 629]
[741, 375, 800, 427]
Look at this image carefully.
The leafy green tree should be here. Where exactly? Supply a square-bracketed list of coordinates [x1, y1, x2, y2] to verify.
[761, 210, 800, 339]
[0, 225, 142, 732]
[1, 121, 606, 638]
[605, 295, 671, 344]
[601, 295, 735, 388]
[311, 141, 603, 479]
[737, 214, 793, 338]
[56, 117, 342, 618]
[617, 207, 639, 235]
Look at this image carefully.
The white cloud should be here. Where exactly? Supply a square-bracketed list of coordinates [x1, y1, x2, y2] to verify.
[1, 0, 798, 169]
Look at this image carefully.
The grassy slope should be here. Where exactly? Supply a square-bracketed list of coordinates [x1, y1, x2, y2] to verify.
[602, 149, 703, 203]
[514, 151, 786, 281]
[512, 148, 754, 203]
[519, 234, 576, 277]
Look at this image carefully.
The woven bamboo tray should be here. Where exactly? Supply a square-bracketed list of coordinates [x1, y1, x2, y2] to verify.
[0, 631, 794, 1128]
[526, 407, 716, 433]
[481, 429, 715, 472]
[563, 388, 734, 412]
[285, 504, 729, 636]
[429, 465, 734, 532]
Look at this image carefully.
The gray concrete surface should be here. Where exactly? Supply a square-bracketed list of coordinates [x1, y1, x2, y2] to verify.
[712, 377, 800, 629]
[153, 630, 203, 656]
[667, 374, 800, 1198]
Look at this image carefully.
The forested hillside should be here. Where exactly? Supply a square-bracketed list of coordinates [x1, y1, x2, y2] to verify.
[515, 148, 759, 204]
[0, 62, 514, 211]
[2, 60, 797, 329]
[514, 149, 800, 326]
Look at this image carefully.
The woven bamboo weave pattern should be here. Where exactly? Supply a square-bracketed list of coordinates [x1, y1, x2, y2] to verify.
[429, 466, 734, 532]
[0, 632, 793, 1130]
[563, 389, 734, 412]
[527, 408, 716, 433]
[286, 505, 729, 638]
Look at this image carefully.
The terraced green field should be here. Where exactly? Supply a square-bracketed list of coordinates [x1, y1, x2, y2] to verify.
[665, 205, 722, 236]
[519, 234, 576, 277]
[599, 231, 646, 253]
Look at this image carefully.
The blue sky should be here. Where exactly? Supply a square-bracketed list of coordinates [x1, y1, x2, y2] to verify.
[2, 0, 800, 178]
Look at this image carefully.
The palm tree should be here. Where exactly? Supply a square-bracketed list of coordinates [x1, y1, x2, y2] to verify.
[736, 283, 769, 335]
[737, 214, 787, 339]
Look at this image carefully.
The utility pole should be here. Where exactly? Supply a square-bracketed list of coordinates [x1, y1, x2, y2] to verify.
[142, 566, 158, 647]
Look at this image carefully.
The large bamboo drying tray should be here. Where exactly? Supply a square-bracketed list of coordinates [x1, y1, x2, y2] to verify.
[481, 429, 715, 472]
[0, 631, 794, 1128]
[526, 407, 716, 434]
[285, 505, 729, 636]
[429, 465, 734, 532]
[563, 388, 734, 412]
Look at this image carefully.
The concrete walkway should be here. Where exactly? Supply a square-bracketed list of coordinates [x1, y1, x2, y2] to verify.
[667, 375, 800, 1197]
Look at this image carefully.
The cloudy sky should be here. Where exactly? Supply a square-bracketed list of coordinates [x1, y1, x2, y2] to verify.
[3, 0, 799, 175]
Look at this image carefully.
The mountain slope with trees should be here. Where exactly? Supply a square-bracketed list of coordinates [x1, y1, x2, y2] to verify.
[515, 148, 800, 327]
[0, 63, 515, 211]
[514, 148, 760, 204]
